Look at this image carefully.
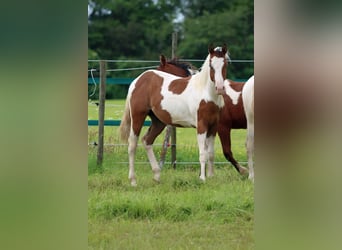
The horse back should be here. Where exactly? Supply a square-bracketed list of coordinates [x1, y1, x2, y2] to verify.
[130, 70, 196, 127]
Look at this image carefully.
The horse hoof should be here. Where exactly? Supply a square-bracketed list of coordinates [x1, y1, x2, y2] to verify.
[199, 176, 206, 182]
[130, 180, 137, 187]
[248, 174, 254, 182]
[153, 174, 160, 183]
[207, 171, 214, 177]
[153, 177, 160, 184]
[239, 167, 249, 176]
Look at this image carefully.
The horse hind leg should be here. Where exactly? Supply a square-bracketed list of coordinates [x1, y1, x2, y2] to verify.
[142, 113, 166, 183]
[128, 132, 138, 186]
[128, 111, 146, 186]
[225, 150, 248, 176]
[217, 126, 248, 175]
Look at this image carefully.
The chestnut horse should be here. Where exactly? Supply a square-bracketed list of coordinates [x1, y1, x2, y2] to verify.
[242, 75, 254, 181]
[120, 45, 228, 186]
[157, 56, 249, 176]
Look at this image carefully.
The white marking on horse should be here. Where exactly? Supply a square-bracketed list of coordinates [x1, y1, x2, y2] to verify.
[211, 56, 225, 93]
[242, 75, 254, 182]
[197, 132, 207, 181]
[224, 79, 241, 105]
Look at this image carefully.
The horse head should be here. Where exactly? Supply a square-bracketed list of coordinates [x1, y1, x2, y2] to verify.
[208, 44, 228, 95]
[157, 55, 197, 77]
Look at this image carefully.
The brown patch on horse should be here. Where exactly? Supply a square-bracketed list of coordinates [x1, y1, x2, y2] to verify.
[221, 94, 246, 129]
[142, 112, 167, 145]
[151, 108, 173, 128]
[197, 100, 221, 136]
[229, 80, 244, 91]
[132, 71, 164, 108]
[168, 77, 190, 94]
[131, 71, 176, 130]
[220, 80, 246, 129]
[130, 72, 165, 135]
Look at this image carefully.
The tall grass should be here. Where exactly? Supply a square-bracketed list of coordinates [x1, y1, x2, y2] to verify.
[88, 99, 254, 249]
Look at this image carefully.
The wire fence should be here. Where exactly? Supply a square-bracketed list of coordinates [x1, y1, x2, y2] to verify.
[88, 58, 254, 72]
[87, 58, 254, 95]
[87, 142, 247, 166]
[88, 59, 252, 166]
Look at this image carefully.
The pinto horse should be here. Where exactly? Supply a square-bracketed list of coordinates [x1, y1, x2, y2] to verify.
[157, 56, 249, 176]
[120, 45, 228, 186]
[242, 75, 254, 181]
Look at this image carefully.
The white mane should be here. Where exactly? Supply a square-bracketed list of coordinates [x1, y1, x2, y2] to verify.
[191, 53, 211, 90]
[189, 52, 224, 107]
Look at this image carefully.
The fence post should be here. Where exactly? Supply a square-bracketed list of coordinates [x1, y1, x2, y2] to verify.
[159, 32, 178, 169]
[170, 32, 177, 169]
[97, 60, 106, 166]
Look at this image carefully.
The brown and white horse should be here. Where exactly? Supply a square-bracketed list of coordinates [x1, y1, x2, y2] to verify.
[120, 45, 228, 186]
[157, 56, 249, 176]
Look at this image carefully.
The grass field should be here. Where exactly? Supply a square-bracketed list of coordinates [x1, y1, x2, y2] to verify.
[88, 100, 254, 249]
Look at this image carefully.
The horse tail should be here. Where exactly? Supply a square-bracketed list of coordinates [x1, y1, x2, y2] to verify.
[119, 100, 131, 142]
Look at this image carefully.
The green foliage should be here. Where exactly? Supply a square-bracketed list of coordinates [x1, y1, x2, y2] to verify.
[177, 0, 254, 79]
[88, 0, 254, 79]
[88, 1, 254, 99]
[88, 48, 99, 60]
[181, 0, 233, 18]
[88, 0, 179, 59]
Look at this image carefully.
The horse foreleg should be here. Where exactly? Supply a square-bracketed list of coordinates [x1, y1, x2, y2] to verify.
[128, 133, 138, 186]
[197, 133, 208, 181]
[246, 126, 254, 181]
[206, 135, 215, 177]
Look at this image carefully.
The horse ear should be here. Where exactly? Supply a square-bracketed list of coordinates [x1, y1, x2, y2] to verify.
[160, 54, 166, 66]
[222, 44, 228, 54]
[208, 44, 215, 54]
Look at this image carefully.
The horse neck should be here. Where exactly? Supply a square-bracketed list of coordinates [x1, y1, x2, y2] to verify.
[191, 55, 211, 90]
[169, 65, 189, 77]
[190, 55, 224, 106]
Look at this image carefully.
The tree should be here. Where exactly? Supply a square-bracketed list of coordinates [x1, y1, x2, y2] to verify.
[88, 0, 180, 60]
[177, 0, 254, 79]
[88, 0, 254, 96]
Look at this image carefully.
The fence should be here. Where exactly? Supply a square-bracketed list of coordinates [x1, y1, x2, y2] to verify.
[88, 54, 254, 166]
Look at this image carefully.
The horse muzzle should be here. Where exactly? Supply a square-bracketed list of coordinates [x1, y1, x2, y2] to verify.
[215, 86, 225, 95]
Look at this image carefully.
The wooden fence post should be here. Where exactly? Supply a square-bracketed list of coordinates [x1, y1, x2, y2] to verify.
[159, 32, 178, 169]
[170, 32, 177, 169]
[97, 60, 106, 166]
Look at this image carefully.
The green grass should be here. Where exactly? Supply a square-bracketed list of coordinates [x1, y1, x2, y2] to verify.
[88, 99, 254, 249]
